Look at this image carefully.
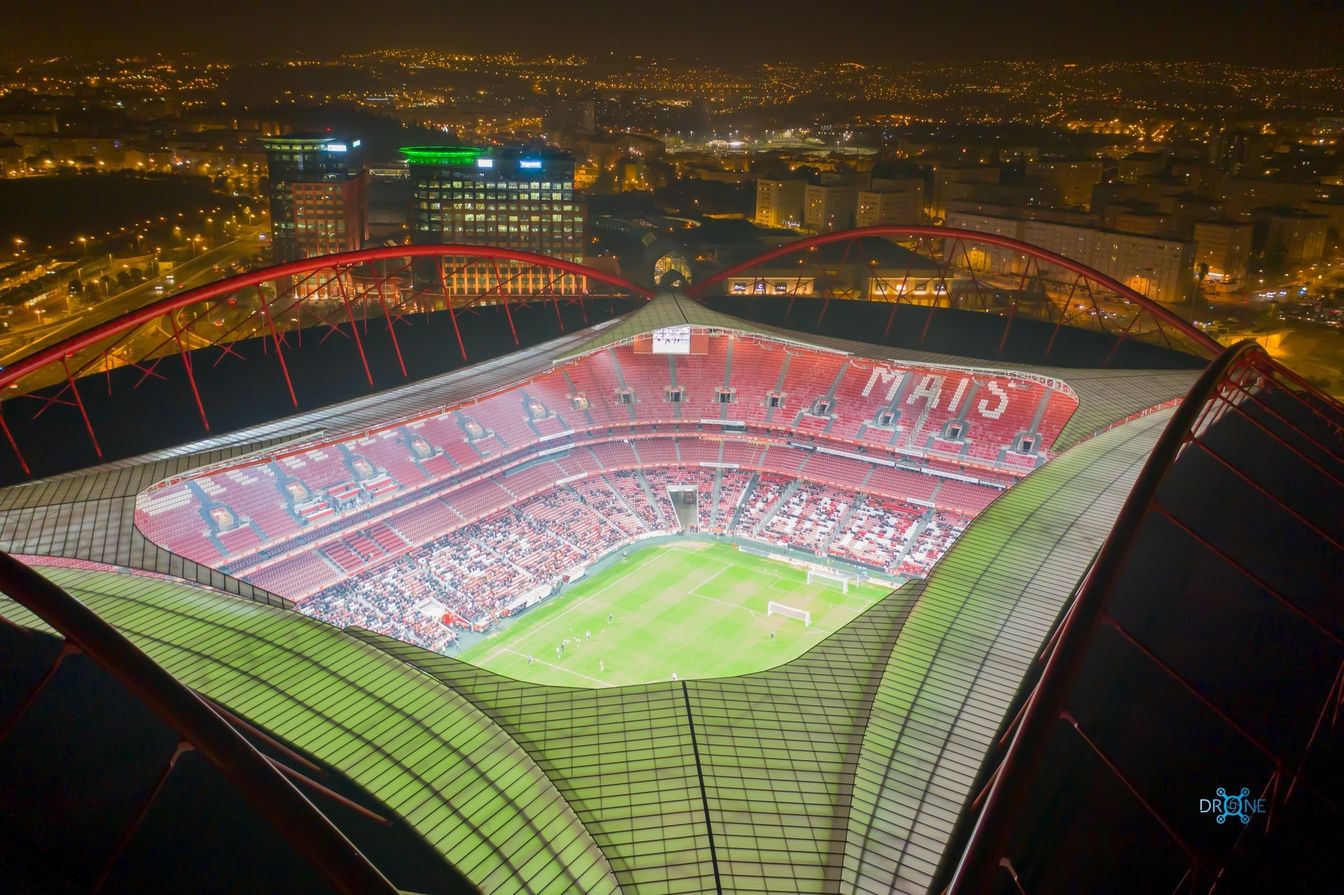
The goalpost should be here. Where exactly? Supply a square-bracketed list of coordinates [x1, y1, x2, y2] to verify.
[806, 566, 856, 595]
[768, 601, 812, 627]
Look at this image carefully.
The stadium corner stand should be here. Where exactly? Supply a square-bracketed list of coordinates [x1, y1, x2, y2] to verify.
[0, 232, 1340, 894]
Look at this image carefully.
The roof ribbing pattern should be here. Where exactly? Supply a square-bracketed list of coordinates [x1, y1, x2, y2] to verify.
[1, 406, 1174, 894]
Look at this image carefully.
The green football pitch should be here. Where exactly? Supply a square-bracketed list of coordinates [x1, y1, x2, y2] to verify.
[454, 539, 895, 687]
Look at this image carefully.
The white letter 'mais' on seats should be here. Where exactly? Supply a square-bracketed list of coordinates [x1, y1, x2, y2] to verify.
[860, 366, 905, 402]
[906, 374, 944, 407]
[977, 381, 1009, 419]
[945, 377, 972, 414]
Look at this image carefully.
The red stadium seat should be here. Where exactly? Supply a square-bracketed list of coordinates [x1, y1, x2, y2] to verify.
[134, 332, 1073, 647]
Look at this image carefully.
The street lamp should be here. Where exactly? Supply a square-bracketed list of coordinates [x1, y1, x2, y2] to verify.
[78, 236, 88, 257]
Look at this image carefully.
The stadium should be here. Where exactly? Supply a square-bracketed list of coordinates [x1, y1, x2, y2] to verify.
[0, 227, 1340, 895]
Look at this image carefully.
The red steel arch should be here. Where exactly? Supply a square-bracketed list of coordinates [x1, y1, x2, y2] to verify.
[0, 245, 653, 395]
[945, 341, 1344, 893]
[0, 245, 652, 476]
[0, 231, 1219, 479]
[687, 225, 1222, 358]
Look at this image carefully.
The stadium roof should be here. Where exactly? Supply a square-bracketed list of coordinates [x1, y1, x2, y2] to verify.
[0, 586, 470, 894]
[0, 406, 1172, 894]
[0, 180, 1335, 891]
[942, 344, 1344, 893]
[0, 274, 1227, 892]
[554, 291, 832, 359]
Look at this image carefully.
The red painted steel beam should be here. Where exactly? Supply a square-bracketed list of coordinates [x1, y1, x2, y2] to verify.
[1061, 711, 1199, 862]
[0, 552, 400, 895]
[169, 313, 211, 432]
[437, 257, 469, 362]
[370, 273, 408, 378]
[1044, 275, 1084, 361]
[947, 343, 1344, 895]
[0, 409, 29, 477]
[944, 341, 1262, 895]
[257, 286, 298, 408]
[501, 296, 520, 346]
[333, 272, 374, 387]
[1153, 504, 1344, 650]
[93, 741, 193, 893]
[0, 246, 653, 394]
[0, 642, 76, 745]
[685, 225, 1221, 356]
[62, 357, 102, 458]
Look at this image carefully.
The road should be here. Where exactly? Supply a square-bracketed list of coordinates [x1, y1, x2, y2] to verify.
[0, 225, 268, 368]
[1209, 321, 1344, 399]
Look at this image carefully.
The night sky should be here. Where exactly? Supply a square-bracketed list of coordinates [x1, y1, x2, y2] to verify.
[3, 0, 1343, 65]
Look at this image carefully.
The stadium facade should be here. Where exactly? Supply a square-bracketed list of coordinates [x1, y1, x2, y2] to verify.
[0, 228, 1339, 894]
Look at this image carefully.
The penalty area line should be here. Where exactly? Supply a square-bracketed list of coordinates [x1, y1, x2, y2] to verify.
[500, 646, 610, 686]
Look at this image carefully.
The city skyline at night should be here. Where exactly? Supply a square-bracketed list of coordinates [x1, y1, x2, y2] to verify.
[0, 3, 1341, 894]
[4, 0, 1344, 66]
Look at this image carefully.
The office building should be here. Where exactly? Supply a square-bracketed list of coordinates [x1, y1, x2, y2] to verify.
[0, 112, 58, 137]
[259, 135, 367, 261]
[933, 164, 1082, 219]
[1117, 152, 1166, 184]
[545, 98, 596, 134]
[1192, 220, 1254, 283]
[856, 180, 925, 227]
[1159, 194, 1225, 238]
[0, 140, 21, 174]
[1170, 161, 1221, 196]
[948, 209, 1196, 303]
[932, 165, 1001, 219]
[804, 182, 858, 233]
[755, 177, 807, 229]
[1109, 211, 1169, 237]
[1219, 178, 1320, 220]
[1026, 160, 1104, 209]
[947, 199, 1097, 229]
[1256, 207, 1329, 269]
[366, 161, 412, 243]
[403, 145, 584, 294]
[1303, 200, 1344, 244]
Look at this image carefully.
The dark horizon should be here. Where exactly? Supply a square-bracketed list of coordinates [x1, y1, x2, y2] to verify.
[4, 0, 1344, 68]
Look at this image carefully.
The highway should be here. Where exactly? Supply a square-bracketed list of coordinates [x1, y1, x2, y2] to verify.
[0, 225, 268, 369]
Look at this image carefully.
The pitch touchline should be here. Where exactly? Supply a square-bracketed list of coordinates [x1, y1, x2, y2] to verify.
[476, 548, 665, 663]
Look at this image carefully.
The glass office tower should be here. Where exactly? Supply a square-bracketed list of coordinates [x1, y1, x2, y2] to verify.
[402, 145, 585, 295]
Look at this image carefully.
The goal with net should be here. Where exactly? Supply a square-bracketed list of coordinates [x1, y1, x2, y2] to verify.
[767, 601, 811, 626]
[806, 566, 857, 594]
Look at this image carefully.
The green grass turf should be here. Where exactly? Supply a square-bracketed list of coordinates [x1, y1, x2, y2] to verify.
[454, 539, 894, 687]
